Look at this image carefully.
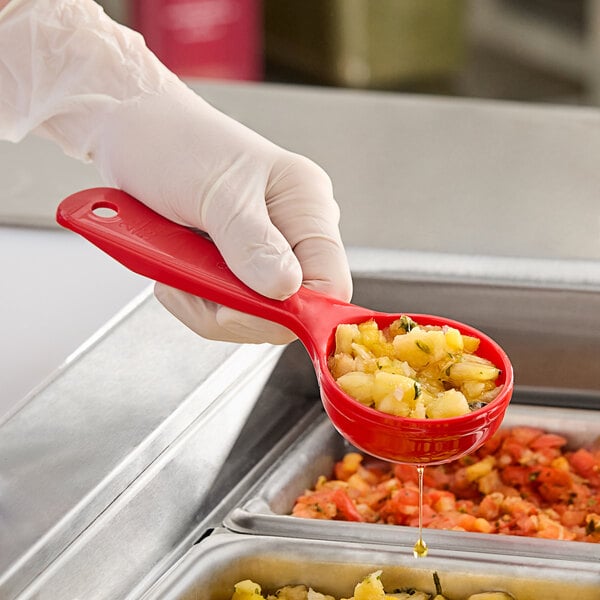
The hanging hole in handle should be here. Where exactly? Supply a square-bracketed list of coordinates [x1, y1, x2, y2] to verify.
[91, 201, 118, 219]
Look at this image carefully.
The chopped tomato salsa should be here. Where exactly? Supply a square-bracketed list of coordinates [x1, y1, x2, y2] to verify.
[292, 426, 600, 542]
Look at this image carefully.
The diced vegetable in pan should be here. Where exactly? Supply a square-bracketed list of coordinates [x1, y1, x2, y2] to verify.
[292, 426, 600, 543]
[467, 594, 515, 600]
[230, 570, 515, 600]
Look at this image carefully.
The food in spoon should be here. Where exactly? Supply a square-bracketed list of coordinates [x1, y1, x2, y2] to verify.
[328, 316, 502, 418]
[291, 426, 600, 543]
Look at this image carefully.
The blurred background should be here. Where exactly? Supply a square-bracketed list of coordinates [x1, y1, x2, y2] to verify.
[98, 0, 599, 107]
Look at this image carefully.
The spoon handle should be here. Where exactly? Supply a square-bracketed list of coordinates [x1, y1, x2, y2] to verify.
[56, 188, 360, 357]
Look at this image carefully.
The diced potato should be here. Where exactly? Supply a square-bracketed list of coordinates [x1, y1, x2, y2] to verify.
[465, 455, 496, 482]
[307, 589, 335, 600]
[353, 356, 378, 374]
[550, 455, 570, 471]
[444, 326, 464, 352]
[477, 469, 503, 496]
[417, 375, 446, 397]
[336, 372, 375, 405]
[375, 357, 415, 377]
[478, 384, 503, 404]
[446, 360, 499, 384]
[374, 356, 393, 370]
[461, 380, 486, 402]
[232, 580, 264, 600]
[426, 389, 470, 419]
[357, 319, 380, 342]
[269, 585, 309, 600]
[426, 329, 453, 362]
[411, 397, 427, 419]
[351, 342, 375, 361]
[371, 371, 416, 405]
[335, 323, 360, 354]
[356, 320, 394, 358]
[392, 329, 433, 368]
[462, 335, 481, 353]
[394, 327, 454, 367]
[328, 353, 356, 379]
[375, 394, 411, 417]
[353, 570, 385, 600]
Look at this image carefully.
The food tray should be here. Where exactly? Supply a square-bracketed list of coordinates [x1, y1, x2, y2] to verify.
[143, 529, 600, 600]
[224, 402, 600, 561]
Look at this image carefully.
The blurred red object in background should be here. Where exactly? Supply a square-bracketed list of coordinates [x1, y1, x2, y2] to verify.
[131, 0, 262, 81]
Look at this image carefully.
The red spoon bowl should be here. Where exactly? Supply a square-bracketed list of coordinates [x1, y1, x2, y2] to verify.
[57, 188, 514, 465]
[320, 313, 513, 465]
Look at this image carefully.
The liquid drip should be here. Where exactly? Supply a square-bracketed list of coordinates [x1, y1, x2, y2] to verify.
[413, 465, 428, 558]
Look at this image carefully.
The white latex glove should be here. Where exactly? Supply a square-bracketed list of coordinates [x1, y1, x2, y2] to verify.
[0, 0, 352, 344]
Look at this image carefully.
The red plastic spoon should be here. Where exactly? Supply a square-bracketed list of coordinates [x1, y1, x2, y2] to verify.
[56, 188, 514, 465]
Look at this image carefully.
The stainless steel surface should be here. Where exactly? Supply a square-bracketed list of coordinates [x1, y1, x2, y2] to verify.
[2, 260, 600, 599]
[142, 529, 600, 600]
[348, 271, 600, 392]
[0, 80, 599, 600]
[0, 225, 148, 415]
[224, 403, 600, 561]
[0, 289, 286, 599]
[2, 81, 600, 264]
[14, 355, 307, 600]
[0, 135, 102, 228]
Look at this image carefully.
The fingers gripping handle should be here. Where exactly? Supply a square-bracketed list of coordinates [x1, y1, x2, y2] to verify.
[55, 187, 345, 354]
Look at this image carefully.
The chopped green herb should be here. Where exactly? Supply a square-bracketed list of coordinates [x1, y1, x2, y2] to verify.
[415, 340, 431, 354]
[433, 572, 443, 596]
[586, 518, 597, 535]
[399, 315, 417, 332]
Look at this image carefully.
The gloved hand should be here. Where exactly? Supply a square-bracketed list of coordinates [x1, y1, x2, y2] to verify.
[0, 0, 352, 344]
